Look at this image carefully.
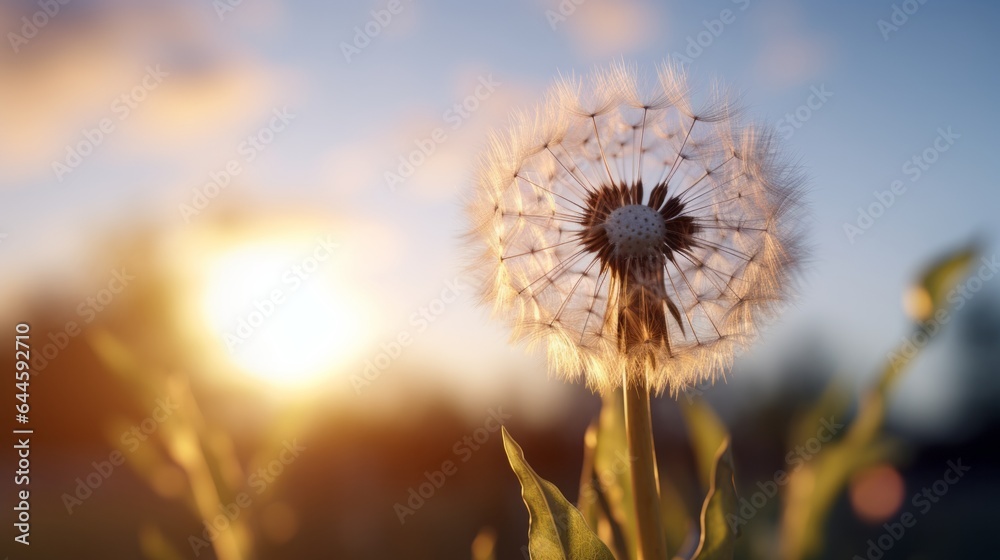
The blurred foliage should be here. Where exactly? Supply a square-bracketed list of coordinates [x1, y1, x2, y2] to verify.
[471, 527, 498, 560]
[904, 242, 978, 322]
[779, 243, 979, 559]
[579, 389, 635, 559]
[75, 232, 982, 559]
[89, 329, 251, 560]
[691, 439, 737, 560]
[492, 243, 980, 560]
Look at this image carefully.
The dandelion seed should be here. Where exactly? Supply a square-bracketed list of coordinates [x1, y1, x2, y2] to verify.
[466, 63, 806, 395]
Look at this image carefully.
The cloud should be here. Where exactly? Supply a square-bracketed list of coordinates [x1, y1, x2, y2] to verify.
[546, 0, 663, 58]
[0, 0, 288, 184]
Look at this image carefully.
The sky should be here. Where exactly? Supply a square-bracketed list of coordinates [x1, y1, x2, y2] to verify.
[1, 0, 998, 427]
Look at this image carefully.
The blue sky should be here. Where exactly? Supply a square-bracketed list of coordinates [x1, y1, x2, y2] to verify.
[2, 0, 998, 425]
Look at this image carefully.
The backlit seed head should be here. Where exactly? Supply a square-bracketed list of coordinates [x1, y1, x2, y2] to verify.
[464, 62, 807, 395]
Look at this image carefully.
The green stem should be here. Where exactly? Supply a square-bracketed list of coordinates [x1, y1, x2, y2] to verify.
[624, 372, 667, 560]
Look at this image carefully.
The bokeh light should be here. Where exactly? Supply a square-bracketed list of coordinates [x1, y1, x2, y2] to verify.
[849, 463, 906, 524]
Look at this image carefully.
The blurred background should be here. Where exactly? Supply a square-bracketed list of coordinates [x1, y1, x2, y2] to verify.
[1, 0, 998, 558]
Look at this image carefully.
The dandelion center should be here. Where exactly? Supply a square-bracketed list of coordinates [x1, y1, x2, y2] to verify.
[605, 204, 666, 258]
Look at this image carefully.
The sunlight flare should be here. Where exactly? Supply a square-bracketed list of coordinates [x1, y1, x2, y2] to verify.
[190, 228, 365, 387]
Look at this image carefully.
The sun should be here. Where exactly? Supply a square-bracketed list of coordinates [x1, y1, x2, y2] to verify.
[197, 234, 363, 387]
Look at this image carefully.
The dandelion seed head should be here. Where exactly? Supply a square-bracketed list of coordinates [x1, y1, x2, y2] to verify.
[465, 62, 807, 395]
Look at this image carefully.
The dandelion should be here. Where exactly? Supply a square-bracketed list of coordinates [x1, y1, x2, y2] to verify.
[468, 62, 805, 559]
[466, 63, 805, 396]
[469, 63, 806, 560]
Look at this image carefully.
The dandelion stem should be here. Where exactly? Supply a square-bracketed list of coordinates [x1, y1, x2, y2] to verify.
[623, 370, 668, 560]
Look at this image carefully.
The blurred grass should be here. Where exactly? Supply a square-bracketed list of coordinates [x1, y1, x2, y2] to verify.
[89, 329, 250, 559]
[779, 243, 979, 560]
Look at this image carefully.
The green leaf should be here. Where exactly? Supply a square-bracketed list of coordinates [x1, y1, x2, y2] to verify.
[904, 242, 978, 322]
[578, 389, 635, 559]
[502, 427, 616, 560]
[577, 421, 630, 559]
[691, 438, 737, 560]
[679, 399, 728, 490]
[671, 397, 732, 559]
[660, 466, 696, 559]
